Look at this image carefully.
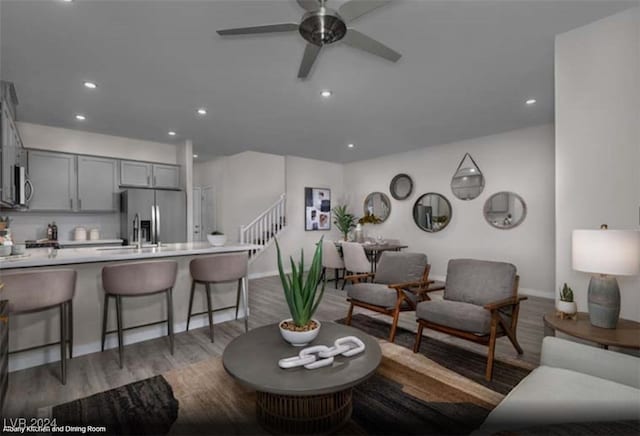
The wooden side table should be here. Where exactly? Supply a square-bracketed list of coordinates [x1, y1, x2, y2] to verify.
[543, 311, 640, 350]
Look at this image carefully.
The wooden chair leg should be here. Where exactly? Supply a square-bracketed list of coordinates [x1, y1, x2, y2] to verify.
[486, 314, 499, 381]
[388, 296, 404, 343]
[101, 294, 109, 351]
[235, 279, 242, 320]
[341, 272, 349, 290]
[501, 315, 524, 354]
[166, 288, 175, 355]
[68, 299, 73, 359]
[59, 303, 67, 385]
[413, 322, 424, 353]
[205, 283, 214, 343]
[116, 296, 124, 369]
[345, 302, 354, 325]
[186, 280, 195, 331]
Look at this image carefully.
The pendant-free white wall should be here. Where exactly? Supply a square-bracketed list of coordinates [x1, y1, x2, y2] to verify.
[555, 7, 640, 320]
[343, 125, 556, 297]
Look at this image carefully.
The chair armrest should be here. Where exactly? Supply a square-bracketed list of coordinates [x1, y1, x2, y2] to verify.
[483, 295, 528, 311]
[387, 280, 426, 290]
[345, 273, 375, 283]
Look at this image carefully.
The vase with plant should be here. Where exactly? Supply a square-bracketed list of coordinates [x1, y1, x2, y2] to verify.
[275, 238, 326, 346]
[556, 283, 577, 315]
[207, 231, 226, 246]
[333, 205, 357, 241]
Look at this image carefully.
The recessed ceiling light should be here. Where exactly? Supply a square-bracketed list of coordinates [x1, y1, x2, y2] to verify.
[62, 0, 73, 2]
[75, 114, 86, 121]
[168, 131, 177, 136]
[196, 108, 207, 116]
[83, 81, 97, 89]
[347, 143, 355, 149]
[193, 154, 199, 159]
[321, 90, 332, 98]
[526, 99, 537, 105]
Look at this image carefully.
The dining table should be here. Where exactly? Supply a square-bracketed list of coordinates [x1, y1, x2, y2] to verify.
[337, 241, 408, 273]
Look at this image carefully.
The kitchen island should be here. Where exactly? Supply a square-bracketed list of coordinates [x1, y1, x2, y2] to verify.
[0, 242, 261, 371]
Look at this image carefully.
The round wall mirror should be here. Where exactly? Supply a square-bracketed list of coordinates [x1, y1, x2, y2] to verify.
[413, 193, 452, 233]
[389, 173, 413, 200]
[483, 191, 527, 229]
[364, 192, 391, 223]
[451, 153, 485, 200]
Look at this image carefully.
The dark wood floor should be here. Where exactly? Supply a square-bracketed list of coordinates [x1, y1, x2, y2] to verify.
[4, 275, 553, 417]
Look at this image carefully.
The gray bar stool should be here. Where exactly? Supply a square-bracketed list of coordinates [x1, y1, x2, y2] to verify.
[1, 269, 76, 384]
[186, 252, 249, 342]
[101, 260, 178, 368]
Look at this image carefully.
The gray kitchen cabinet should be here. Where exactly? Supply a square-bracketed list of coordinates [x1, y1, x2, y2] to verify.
[120, 160, 152, 187]
[78, 156, 118, 211]
[152, 164, 180, 189]
[28, 150, 77, 211]
[1, 84, 24, 206]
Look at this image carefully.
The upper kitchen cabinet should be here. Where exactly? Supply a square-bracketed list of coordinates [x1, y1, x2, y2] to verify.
[77, 156, 118, 211]
[120, 160, 152, 187]
[28, 150, 77, 211]
[120, 160, 179, 189]
[0, 81, 25, 206]
[152, 164, 179, 189]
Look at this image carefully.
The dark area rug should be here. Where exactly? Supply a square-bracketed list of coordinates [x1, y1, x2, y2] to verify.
[338, 313, 531, 394]
[52, 375, 178, 435]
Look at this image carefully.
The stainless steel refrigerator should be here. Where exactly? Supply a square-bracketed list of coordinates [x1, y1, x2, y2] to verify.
[120, 189, 186, 245]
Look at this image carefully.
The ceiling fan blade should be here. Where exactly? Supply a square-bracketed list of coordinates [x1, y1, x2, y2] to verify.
[298, 43, 322, 79]
[338, 0, 391, 23]
[342, 29, 401, 62]
[297, 0, 319, 11]
[217, 23, 299, 36]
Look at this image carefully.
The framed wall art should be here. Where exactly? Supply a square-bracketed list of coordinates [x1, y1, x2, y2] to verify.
[304, 187, 331, 231]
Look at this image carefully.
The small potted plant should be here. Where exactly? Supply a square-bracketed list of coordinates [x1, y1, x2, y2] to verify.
[275, 238, 325, 346]
[333, 205, 357, 241]
[557, 283, 577, 315]
[207, 231, 226, 246]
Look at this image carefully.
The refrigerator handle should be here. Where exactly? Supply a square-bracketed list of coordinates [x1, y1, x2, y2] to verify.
[155, 205, 161, 244]
[151, 204, 156, 243]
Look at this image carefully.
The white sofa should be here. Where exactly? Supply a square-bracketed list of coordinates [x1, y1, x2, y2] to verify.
[477, 336, 640, 434]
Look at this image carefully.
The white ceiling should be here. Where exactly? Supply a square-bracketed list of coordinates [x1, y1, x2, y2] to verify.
[1, 0, 636, 163]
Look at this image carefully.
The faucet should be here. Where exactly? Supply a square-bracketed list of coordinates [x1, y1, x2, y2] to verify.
[133, 213, 141, 248]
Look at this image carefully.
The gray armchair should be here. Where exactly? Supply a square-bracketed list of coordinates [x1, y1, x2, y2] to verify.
[413, 259, 527, 381]
[345, 251, 443, 342]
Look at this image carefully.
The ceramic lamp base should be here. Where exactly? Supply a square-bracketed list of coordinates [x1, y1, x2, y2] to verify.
[588, 275, 620, 329]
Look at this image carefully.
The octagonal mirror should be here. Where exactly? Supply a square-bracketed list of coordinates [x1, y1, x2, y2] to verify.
[364, 192, 391, 223]
[413, 193, 452, 233]
[483, 191, 527, 229]
[451, 153, 485, 200]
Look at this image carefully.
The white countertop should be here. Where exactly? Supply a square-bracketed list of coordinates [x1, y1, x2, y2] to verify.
[58, 239, 124, 246]
[0, 242, 261, 269]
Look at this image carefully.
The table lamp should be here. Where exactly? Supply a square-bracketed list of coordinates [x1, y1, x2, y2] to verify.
[572, 225, 640, 329]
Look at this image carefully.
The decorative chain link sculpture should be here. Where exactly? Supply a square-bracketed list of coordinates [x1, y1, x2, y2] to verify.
[278, 336, 366, 370]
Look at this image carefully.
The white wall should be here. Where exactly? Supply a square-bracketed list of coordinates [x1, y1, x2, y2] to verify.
[18, 122, 179, 164]
[343, 125, 556, 297]
[555, 7, 640, 320]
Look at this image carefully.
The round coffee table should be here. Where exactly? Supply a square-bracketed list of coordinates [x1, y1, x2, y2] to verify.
[223, 322, 381, 434]
[543, 311, 640, 350]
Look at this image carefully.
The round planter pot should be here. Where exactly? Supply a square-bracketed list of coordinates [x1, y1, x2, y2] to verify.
[207, 234, 227, 246]
[279, 319, 321, 347]
[556, 300, 577, 315]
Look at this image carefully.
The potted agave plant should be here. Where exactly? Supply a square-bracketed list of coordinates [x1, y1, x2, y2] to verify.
[275, 238, 326, 346]
[557, 283, 577, 315]
[207, 231, 226, 246]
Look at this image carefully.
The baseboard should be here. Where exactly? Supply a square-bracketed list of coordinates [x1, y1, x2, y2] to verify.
[8, 306, 249, 373]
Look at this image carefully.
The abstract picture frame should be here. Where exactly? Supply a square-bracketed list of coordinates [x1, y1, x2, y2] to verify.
[304, 187, 331, 231]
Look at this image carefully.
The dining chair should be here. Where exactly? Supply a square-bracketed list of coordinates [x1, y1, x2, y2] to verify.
[341, 242, 372, 290]
[322, 240, 345, 289]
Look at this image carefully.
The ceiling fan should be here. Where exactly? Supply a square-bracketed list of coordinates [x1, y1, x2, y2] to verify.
[216, 0, 401, 79]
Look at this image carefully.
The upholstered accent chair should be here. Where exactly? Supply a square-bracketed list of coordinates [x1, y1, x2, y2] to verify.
[345, 252, 436, 342]
[413, 259, 527, 381]
[321, 240, 345, 289]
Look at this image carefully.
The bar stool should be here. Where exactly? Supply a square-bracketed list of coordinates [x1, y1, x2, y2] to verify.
[186, 252, 249, 342]
[101, 261, 178, 368]
[1, 269, 76, 384]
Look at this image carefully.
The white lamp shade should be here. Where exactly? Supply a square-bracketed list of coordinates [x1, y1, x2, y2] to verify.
[572, 229, 640, 276]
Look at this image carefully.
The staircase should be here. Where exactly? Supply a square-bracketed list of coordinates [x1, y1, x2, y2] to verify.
[240, 193, 287, 261]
